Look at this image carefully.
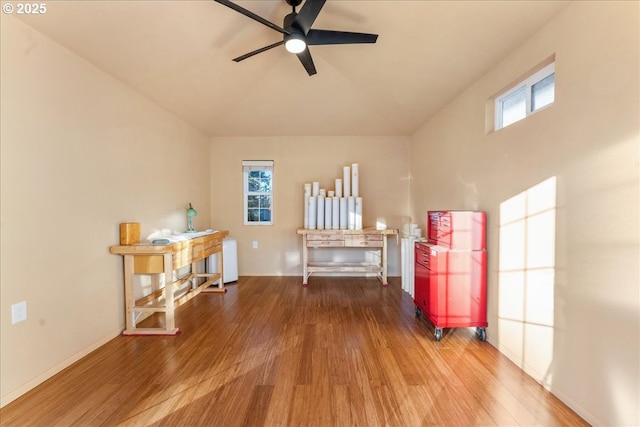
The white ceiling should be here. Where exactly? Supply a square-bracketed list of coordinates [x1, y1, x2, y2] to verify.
[17, 1, 570, 137]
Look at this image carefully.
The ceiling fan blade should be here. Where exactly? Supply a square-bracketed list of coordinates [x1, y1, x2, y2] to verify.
[214, 0, 289, 35]
[232, 41, 285, 62]
[294, 0, 326, 34]
[307, 29, 378, 45]
[296, 49, 317, 76]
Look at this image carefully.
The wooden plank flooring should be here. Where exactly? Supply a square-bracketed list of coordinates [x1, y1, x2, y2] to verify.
[0, 276, 588, 427]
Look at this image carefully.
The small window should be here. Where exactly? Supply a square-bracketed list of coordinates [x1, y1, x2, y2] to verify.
[242, 160, 273, 225]
[495, 62, 555, 130]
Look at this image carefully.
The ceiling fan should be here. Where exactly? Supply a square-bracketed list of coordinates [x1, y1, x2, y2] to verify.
[214, 0, 378, 76]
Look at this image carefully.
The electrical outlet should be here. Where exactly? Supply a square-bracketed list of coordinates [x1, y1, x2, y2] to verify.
[11, 301, 27, 324]
[252, 240, 258, 249]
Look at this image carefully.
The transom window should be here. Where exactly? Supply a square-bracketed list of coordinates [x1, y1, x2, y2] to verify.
[242, 160, 273, 225]
[495, 61, 555, 130]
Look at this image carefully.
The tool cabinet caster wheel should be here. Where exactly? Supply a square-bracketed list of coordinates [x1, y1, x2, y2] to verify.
[434, 328, 443, 341]
[415, 306, 421, 317]
[477, 327, 487, 341]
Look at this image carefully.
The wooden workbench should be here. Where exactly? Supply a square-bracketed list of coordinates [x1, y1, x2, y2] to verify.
[110, 230, 228, 335]
[296, 227, 398, 286]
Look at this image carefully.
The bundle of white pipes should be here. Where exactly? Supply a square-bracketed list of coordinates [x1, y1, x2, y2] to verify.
[303, 163, 363, 230]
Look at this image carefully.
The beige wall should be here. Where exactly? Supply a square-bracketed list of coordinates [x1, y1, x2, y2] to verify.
[210, 136, 410, 277]
[0, 17, 211, 405]
[409, 2, 639, 426]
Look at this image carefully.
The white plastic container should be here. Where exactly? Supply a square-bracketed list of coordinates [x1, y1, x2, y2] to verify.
[208, 237, 238, 283]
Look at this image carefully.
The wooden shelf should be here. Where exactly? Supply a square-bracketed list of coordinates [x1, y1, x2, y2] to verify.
[307, 262, 383, 274]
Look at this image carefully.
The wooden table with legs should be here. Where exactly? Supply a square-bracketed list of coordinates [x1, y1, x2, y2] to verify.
[297, 227, 398, 286]
[110, 230, 228, 335]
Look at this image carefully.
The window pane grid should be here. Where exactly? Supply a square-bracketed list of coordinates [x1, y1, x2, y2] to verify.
[495, 61, 555, 130]
[243, 161, 273, 225]
[500, 86, 527, 128]
[532, 73, 555, 111]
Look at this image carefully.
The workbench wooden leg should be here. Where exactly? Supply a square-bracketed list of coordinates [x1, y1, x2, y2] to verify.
[123, 255, 136, 332]
[302, 234, 309, 286]
[382, 238, 389, 287]
[190, 261, 198, 290]
[163, 253, 177, 333]
[217, 247, 224, 290]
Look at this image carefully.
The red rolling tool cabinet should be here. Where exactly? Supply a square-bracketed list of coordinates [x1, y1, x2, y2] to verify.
[414, 211, 488, 341]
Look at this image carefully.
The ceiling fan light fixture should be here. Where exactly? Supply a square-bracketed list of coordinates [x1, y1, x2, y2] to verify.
[285, 33, 306, 53]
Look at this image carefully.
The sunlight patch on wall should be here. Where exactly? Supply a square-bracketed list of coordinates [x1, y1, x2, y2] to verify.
[498, 176, 557, 387]
[376, 217, 387, 230]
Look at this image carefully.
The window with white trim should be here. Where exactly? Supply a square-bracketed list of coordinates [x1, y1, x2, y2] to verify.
[495, 61, 555, 130]
[242, 160, 273, 225]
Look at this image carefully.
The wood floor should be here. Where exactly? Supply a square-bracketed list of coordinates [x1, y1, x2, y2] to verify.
[1, 276, 588, 427]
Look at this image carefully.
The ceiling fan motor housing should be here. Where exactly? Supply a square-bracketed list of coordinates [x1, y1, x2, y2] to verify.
[286, 0, 303, 8]
[284, 12, 301, 33]
[283, 11, 306, 52]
